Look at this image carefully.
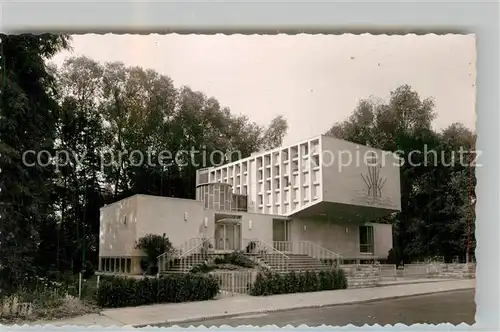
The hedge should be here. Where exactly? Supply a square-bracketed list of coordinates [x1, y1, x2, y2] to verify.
[250, 269, 347, 296]
[191, 251, 256, 273]
[97, 273, 220, 308]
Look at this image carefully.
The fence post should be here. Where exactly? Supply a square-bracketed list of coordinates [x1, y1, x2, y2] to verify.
[231, 272, 235, 296]
[156, 273, 160, 303]
[78, 273, 82, 299]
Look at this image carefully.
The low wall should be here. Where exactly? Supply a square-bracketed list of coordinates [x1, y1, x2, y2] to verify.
[375, 263, 476, 281]
[341, 265, 380, 288]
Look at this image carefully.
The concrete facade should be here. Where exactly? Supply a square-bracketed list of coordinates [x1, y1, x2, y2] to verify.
[99, 135, 401, 274]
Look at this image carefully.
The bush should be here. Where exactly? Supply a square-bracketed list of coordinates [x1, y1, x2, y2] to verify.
[250, 269, 347, 296]
[82, 261, 95, 279]
[135, 234, 174, 275]
[96, 273, 219, 308]
[0, 284, 98, 323]
[190, 262, 215, 274]
[227, 251, 255, 268]
[245, 241, 257, 253]
[191, 252, 256, 273]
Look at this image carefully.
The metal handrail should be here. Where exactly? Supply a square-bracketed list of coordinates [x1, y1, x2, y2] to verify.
[157, 237, 212, 273]
[179, 237, 214, 258]
[301, 241, 343, 259]
[245, 238, 290, 260]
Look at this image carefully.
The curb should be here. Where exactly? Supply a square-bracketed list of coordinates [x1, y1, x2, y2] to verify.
[376, 278, 454, 287]
[135, 287, 475, 328]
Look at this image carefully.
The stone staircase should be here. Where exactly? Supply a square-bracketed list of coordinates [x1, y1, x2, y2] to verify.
[162, 251, 382, 290]
[163, 253, 210, 273]
[251, 253, 332, 272]
[165, 252, 334, 273]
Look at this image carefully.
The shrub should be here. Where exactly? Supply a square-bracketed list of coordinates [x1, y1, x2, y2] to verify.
[245, 241, 257, 253]
[82, 261, 95, 279]
[0, 285, 98, 323]
[250, 269, 347, 296]
[226, 251, 256, 268]
[135, 234, 174, 275]
[190, 262, 215, 274]
[334, 268, 347, 289]
[191, 252, 256, 274]
[96, 273, 219, 308]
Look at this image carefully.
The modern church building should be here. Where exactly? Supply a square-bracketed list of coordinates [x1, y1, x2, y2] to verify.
[98, 134, 401, 275]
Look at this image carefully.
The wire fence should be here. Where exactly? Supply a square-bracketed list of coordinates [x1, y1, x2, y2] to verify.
[209, 271, 256, 296]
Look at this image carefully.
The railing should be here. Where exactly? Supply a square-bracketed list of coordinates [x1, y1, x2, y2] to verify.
[158, 237, 214, 273]
[210, 271, 256, 296]
[243, 238, 290, 272]
[273, 241, 294, 253]
[273, 241, 342, 268]
[400, 263, 430, 279]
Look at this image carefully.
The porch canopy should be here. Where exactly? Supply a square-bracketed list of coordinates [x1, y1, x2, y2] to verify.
[288, 201, 397, 223]
[215, 213, 242, 224]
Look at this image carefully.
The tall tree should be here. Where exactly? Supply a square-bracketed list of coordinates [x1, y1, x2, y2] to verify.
[326, 84, 475, 263]
[261, 115, 289, 150]
[0, 34, 70, 291]
[45, 55, 290, 273]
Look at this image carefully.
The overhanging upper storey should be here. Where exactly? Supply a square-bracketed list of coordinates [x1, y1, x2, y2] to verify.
[196, 134, 401, 223]
[196, 135, 323, 216]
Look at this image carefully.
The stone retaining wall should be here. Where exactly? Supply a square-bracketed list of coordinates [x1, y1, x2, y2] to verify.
[341, 263, 476, 288]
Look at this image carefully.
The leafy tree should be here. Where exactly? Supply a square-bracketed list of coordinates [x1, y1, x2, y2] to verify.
[0, 34, 70, 292]
[326, 84, 475, 263]
[135, 234, 174, 274]
[1, 45, 289, 290]
[261, 115, 289, 150]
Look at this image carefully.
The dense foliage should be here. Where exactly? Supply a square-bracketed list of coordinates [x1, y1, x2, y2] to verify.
[0, 34, 71, 293]
[96, 274, 219, 308]
[0, 33, 475, 296]
[0, 35, 289, 293]
[135, 234, 174, 275]
[190, 251, 257, 273]
[250, 270, 347, 296]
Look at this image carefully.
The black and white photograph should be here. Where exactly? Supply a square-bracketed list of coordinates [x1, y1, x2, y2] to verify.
[1, 33, 477, 327]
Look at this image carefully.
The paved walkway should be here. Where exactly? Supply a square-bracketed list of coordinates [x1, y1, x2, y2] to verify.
[30, 279, 474, 327]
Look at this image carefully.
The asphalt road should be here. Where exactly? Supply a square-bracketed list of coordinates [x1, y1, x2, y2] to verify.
[166, 289, 475, 327]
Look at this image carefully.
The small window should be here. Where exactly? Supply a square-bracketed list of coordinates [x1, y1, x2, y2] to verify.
[121, 258, 126, 272]
[124, 216, 127, 225]
[359, 225, 374, 253]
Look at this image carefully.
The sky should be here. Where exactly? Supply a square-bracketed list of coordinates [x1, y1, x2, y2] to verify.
[52, 34, 476, 145]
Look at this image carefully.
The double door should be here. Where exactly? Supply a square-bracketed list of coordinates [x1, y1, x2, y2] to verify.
[215, 223, 241, 251]
[272, 219, 292, 252]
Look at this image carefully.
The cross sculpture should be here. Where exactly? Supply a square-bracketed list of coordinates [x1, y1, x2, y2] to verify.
[361, 165, 387, 198]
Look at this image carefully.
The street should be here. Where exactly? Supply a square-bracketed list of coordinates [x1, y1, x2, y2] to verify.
[165, 289, 475, 327]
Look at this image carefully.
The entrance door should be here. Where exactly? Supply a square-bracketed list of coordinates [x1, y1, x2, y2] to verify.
[215, 223, 241, 251]
[272, 219, 292, 252]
